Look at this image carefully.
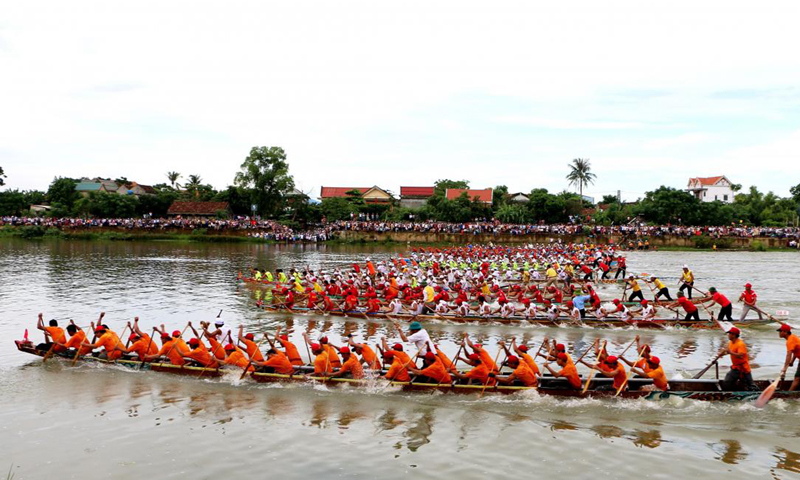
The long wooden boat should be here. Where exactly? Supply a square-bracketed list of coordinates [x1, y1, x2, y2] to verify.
[17, 340, 798, 403]
[255, 305, 775, 330]
[240, 277, 628, 287]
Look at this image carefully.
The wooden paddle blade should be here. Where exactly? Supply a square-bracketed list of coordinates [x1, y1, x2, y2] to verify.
[754, 378, 780, 408]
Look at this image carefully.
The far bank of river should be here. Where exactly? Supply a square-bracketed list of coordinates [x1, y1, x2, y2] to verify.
[1, 224, 797, 251]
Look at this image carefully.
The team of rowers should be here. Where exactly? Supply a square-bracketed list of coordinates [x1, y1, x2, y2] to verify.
[245, 256, 768, 324]
[33, 314, 800, 392]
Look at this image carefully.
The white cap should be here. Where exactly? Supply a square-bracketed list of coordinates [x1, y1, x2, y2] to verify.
[683, 264, 689, 269]
[215, 320, 224, 326]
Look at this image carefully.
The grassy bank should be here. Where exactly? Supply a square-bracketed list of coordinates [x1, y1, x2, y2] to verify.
[0, 226, 275, 244]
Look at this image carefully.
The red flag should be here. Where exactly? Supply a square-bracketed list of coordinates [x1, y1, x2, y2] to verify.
[24, 329, 29, 342]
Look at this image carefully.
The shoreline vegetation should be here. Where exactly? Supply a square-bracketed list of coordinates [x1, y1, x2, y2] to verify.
[0, 225, 796, 251]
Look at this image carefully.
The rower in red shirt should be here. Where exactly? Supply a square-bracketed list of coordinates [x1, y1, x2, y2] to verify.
[700, 287, 733, 322]
[669, 292, 700, 321]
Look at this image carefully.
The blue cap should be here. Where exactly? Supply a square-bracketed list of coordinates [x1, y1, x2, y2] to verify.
[409, 321, 422, 331]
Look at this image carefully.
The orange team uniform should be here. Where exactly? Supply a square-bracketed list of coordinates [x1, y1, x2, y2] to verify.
[241, 338, 265, 362]
[645, 365, 669, 391]
[127, 334, 159, 360]
[338, 355, 365, 379]
[95, 331, 124, 360]
[418, 359, 452, 384]
[224, 349, 254, 371]
[277, 338, 303, 365]
[729, 339, 750, 373]
[157, 339, 191, 366]
[44, 326, 66, 352]
[323, 345, 342, 368]
[435, 347, 454, 371]
[313, 351, 331, 375]
[520, 352, 540, 376]
[262, 352, 295, 375]
[464, 363, 496, 386]
[359, 345, 380, 370]
[385, 357, 411, 382]
[600, 363, 628, 390]
[786, 334, 800, 358]
[207, 335, 226, 360]
[475, 348, 498, 372]
[64, 330, 93, 356]
[558, 363, 582, 389]
[186, 343, 217, 367]
[512, 362, 538, 387]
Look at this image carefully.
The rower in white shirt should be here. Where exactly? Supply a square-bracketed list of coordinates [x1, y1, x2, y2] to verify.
[394, 321, 434, 355]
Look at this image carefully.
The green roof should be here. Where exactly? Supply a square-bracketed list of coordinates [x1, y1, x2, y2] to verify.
[75, 182, 102, 191]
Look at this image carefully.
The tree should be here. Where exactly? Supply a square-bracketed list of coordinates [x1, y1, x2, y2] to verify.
[234, 146, 295, 218]
[566, 158, 597, 198]
[492, 185, 509, 211]
[601, 194, 619, 205]
[185, 175, 203, 198]
[46, 177, 79, 211]
[114, 177, 129, 186]
[495, 203, 527, 223]
[0, 166, 5, 186]
[166, 171, 181, 189]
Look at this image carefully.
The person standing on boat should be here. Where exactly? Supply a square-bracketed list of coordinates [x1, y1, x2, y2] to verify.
[668, 292, 700, 321]
[738, 283, 763, 321]
[614, 255, 627, 279]
[395, 321, 433, 356]
[678, 265, 695, 299]
[778, 324, 800, 391]
[647, 276, 673, 302]
[718, 327, 756, 391]
[626, 276, 644, 303]
[699, 287, 733, 322]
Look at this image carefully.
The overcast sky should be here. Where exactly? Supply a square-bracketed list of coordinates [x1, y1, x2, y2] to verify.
[2, 1, 799, 201]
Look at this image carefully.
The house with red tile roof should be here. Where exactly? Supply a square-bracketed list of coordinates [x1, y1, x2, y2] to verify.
[445, 188, 493, 204]
[319, 186, 392, 204]
[399, 186, 435, 209]
[686, 176, 734, 203]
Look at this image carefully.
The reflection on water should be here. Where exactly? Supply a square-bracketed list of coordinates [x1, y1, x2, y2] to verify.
[5, 240, 800, 478]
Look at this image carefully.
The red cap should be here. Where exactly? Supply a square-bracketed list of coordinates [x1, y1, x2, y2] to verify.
[383, 352, 394, 360]
[727, 327, 741, 336]
[424, 352, 437, 361]
[94, 326, 106, 333]
[310, 343, 321, 351]
[778, 324, 792, 333]
[555, 343, 565, 351]
[189, 338, 200, 346]
[393, 343, 403, 351]
[556, 353, 568, 361]
[244, 333, 255, 341]
[544, 300, 551, 306]
[745, 283, 752, 288]
[468, 353, 480, 362]
[160, 333, 171, 340]
[172, 330, 181, 337]
[473, 343, 482, 348]
[339, 346, 351, 354]
[320, 336, 329, 344]
[518, 344, 529, 352]
[640, 299, 648, 305]
[649, 356, 660, 365]
[224, 344, 235, 351]
[606, 355, 618, 364]
[613, 299, 620, 304]
[280, 334, 289, 341]
[128, 334, 139, 342]
[507, 355, 519, 364]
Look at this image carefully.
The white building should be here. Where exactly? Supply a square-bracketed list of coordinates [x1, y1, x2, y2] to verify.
[687, 176, 734, 203]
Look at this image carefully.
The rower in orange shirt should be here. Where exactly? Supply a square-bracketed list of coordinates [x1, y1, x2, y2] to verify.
[348, 336, 380, 370]
[319, 336, 341, 368]
[544, 353, 582, 389]
[36, 313, 66, 353]
[499, 339, 541, 379]
[255, 348, 295, 375]
[144, 332, 191, 366]
[81, 324, 125, 361]
[450, 354, 495, 386]
[309, 343, 331, 376]
[778, 324, 800, 391]
[200, 321, 227, 360]
[275, 327, 303, 366]
[328, 347, 364, 379]
[434, 344, 454, 372]
[630, 356, 669, 391]
[718, 327, 755, 390]
[238, 326, 264, 362]
[382, 351, 411, 382]
[380, 337, 413, 370]
[57, 323, 93, 357]
[222, 343, 253, 372]
[407, 352, 452, 384]
[124, 318, 158, 360]
[462, 334, 498, 372]
[183, 337, 218, 368]
[582, 355, 627, 391]
[490, 355, 538, 387]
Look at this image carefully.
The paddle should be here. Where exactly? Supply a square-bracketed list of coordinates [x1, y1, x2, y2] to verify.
[616, 344, 646, 397]
[138, 328, 158, 370]
[479, 345, 505, 397]
[239, 333, 269, 380]
[381, 350, 420, 391]
[152, 323, 191, 368]
[580, 340, 602, 394]
[754, 377, 781, 408]
[693, 352, 723, 379]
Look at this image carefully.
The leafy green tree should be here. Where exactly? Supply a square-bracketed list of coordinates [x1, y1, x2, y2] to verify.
[213, 186, 252, 216]
[635, 186, 700, 224]
[46, 177, 79, 211]
[566, 158, 596, 198]
[495, 203, 527, 223]
[184, 175, 203, 198]
[234, 146, 295, 218]
[166, 171, 181, 189]
[320, 197, 356, 222]
[492, 185, 509, 210]
[601, 194, 619, 204]
[0, 190, 25, 215]
[137, 187, 179, 216]
[433, 179, 469, 197]
[0, 166, 5, 186]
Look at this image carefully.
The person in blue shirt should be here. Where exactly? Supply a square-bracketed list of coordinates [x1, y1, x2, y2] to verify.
[571, 294, 592, 319]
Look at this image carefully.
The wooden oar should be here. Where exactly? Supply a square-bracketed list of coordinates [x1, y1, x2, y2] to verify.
[615, 345, 646, 397]
[239, 334, 269, 380]
[42, 331, 58, 363]
[138, 328, 157, 370]
[479, 346, 505, 397]
[693, 352, 723, 379]
[381, 350, 420, 391]
[106, 324, 130, 362]
[754, 377, 781, 408]
[580, 340, 602, 394]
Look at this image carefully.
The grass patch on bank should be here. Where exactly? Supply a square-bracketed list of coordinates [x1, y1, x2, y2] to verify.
[0, 226, 274, 244]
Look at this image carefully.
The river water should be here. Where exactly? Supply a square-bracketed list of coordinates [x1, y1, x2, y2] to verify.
[1, 239, 799, 479]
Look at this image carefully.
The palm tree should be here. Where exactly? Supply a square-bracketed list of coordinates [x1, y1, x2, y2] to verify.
[566, 158, 597, 198]
[166, 171, 181, 189]
[185, 174, 202, 198]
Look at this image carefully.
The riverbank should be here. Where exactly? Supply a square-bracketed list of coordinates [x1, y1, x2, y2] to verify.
[2, 225, 797, 250]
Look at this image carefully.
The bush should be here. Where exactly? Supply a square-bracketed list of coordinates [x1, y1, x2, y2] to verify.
[693, 236, 732, 249]
[751, 240, 767, 252]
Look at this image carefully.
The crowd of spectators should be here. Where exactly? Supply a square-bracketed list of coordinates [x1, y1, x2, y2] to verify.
[2, 216, 800, 243]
